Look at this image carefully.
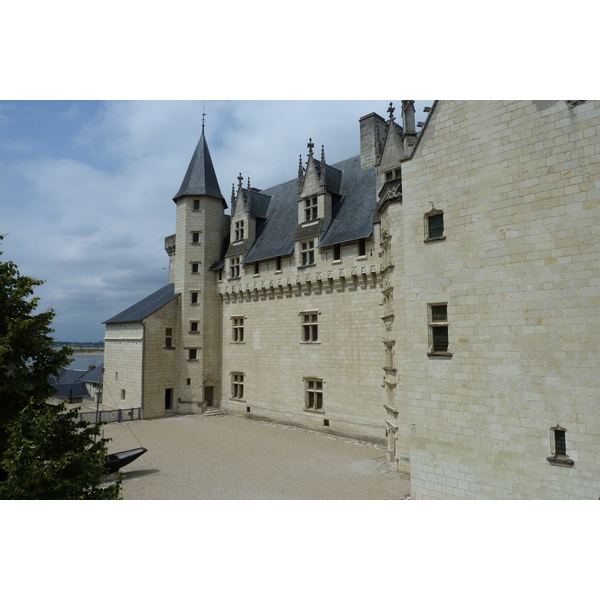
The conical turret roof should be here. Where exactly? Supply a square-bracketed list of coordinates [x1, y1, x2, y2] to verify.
[173, 133, 225, 203]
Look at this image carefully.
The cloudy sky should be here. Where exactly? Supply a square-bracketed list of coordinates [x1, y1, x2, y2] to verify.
[1, 100, 432, 342]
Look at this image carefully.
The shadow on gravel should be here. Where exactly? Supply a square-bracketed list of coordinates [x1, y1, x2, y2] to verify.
[122, 469, 160, 480]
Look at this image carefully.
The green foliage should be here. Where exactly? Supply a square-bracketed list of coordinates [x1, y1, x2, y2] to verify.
[0, 400, 121, 499]
[0, 251, 120, 499]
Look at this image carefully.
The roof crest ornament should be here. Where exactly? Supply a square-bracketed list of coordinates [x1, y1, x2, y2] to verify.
[202, 104, 206, 135]
[321, 144, 326, 166]
[387, 102, 396, 123]
[307, 137, 315, 158]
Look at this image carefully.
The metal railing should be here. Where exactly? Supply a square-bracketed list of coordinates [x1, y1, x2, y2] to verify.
[78, 407, 141, 424]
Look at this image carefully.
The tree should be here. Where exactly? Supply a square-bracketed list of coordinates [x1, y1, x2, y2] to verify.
[0, 250, 120, 498]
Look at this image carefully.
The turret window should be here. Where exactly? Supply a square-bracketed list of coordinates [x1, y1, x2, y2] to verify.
[191, 231, 201, 244]
[193, 199, 200, 210]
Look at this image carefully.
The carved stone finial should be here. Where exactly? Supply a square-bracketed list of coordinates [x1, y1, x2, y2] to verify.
[231, 183, 235, 202]
[307, 137, 314, 156]
[237, 173, 243, 192]
[202, 105, 206, 135]
[247, 176, 251, 191]
[387, 102, 395, 122]
[298, 154, 304, 178]
[321, 144, 326, 166]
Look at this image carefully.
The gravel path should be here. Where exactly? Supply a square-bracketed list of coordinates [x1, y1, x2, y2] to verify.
[104, 415, 410, 500]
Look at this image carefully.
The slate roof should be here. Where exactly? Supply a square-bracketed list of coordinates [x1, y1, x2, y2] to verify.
[103, 284, 180, 324]
[79, 363, 104, 384]
[173, 133, 226, 204]
[51, 381, 89, 399]
[239, 154, 376, 264]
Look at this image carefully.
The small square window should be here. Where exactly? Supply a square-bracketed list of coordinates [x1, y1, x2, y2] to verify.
[188, 348, 198, 360]
[305, 378, 323, 411]
[191, 262, 200, 273]
[191, 232, 201, 244]
[190, 292, 199, 304]
[190, 321, 199, 333]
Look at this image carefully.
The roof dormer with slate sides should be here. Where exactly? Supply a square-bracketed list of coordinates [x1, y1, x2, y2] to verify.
[296, 140, 342, 245]
[225, 175, 272, 262]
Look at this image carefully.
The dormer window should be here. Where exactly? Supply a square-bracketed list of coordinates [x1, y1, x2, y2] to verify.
[301, 240, 315, 266]
[304, 196, 318, 222]
[234, 220, 244, 241]
[229, 256, 241, 279]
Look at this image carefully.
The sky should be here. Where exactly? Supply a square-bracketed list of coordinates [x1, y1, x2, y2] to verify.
[0, 100, 432, 342]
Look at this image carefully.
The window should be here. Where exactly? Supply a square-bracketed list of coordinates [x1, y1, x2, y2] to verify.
[428, 304, 451, 356]
[229, 256, 241, 279]
[304, 196, 318, 222]
[333, 244, 341, 261]
[385, 169, 401, 181]
[231, 372, 244, 400]
[191, 262, 200, 273]
[188, 348, 198, 360]
[305, 378, 323, 411]
[254, 261, 259, 275]
[165, 328, 173, 348]
[547, 425, 574, 466]
[165, 388, 173, 410]
[218, 268, 223, 281]
[301, 312, 318, 342]
[190, 292, 199, 304]
[232, 317, 244, 343]
[186, 378, 191, 386]
[425, 210, 445, 241]
[301, 240, 315, 266]
[234, 220, 244, 241]
[193, 199, 200, 210]
[189, 321, 199, 333]
[275, 256, 282, 272]
[358, 238, 366, 257]
[121, 389, 126, 400]
[191, 231, 200, 244]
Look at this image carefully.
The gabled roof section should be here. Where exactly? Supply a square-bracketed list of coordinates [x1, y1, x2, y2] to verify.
[173, 133, 225, 204]
[103, 284, 180, 324]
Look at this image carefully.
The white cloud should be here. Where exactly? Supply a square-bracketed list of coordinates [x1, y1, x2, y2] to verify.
[1, 100, 431, 341]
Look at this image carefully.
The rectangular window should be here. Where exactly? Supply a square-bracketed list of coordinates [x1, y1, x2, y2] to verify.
[428, 304, 450, 355]
[254, 261, 259, 275]
[232, 317, 245, 343]
[304, 196, 318, 222]
[234, 220, 244, 241]
[333, 244, 341, 261]
[275, 256, 282, 271]
[302, 312, 318, 342]
[358, 238, 366, 256]
[121, 389, 126, 400]
[305, 378, 323, 411]
[189, 321, 199, 333]
[229, 256, 241, 279]
[165, 328, 173, 348]
[555, 429, 566, 456]
[191, 231, 200, 244]
[191, 262, 200, 273]
[301, 240, 315, 266]
[193, 199, 200, 210]
[231, 372, 244, 400]
[190, 292, 199, 304]
[427, 212, 444, 240]
[188, 348, 198, 360]
[547, 425, 574, 466]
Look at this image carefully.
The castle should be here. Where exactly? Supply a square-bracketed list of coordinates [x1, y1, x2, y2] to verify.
[104, 100, 600, 499]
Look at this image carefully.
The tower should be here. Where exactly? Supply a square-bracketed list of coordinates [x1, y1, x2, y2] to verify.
[171, 121, 227, 413]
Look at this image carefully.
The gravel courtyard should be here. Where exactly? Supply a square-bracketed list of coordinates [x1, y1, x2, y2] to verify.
[104, 415, 410, 500]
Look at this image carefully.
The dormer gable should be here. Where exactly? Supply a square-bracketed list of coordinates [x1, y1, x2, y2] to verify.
[377, 102, 405, 206]
[226, 174, 271, 260]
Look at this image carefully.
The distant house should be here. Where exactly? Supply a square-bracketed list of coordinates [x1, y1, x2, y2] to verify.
[49, 363, 104, 405]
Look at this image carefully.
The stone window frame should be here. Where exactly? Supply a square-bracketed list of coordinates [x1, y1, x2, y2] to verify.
[229, 256, 241, 280]
[234, 220, 245, 241]
[304, 196, 318, 222]
[304, 377, 324, 412]
[190, 262, 201, 274]
[300, 239, 316, 266]
[164, 328, 174, 349]
[385, 168, 402, 182]
[190, 291, 199, 305]
[191, 231, 201, 244]
[188, 348, 199, 360]
[189, 321, 199, 334]
[547, 425, 575, 467]
[299, 309, 320, 344]
[424, 207, 445, 242]
[231, 372, 245, 401]
[427, 303, 452, 357]
[231, 316, 245, 343]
